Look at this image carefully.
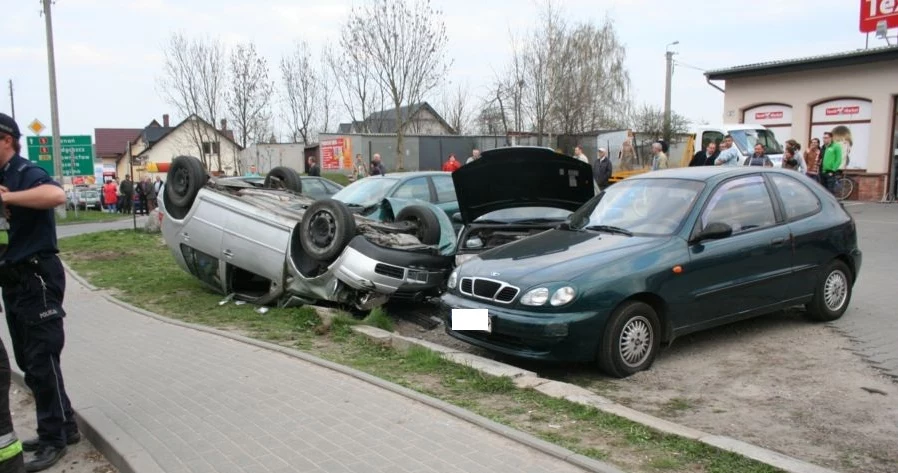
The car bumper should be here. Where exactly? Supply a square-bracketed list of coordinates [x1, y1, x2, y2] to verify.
[440, 292, 606, 362]
[334, 236, 452, 296]
[851, 248, 863, 280]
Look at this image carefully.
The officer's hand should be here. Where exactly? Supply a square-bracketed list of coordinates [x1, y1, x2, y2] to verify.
[0, 185, 8, 194]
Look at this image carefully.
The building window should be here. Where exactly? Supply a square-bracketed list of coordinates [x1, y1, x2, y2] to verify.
[809, 98, 872, 171]
[742, 103, 793, 145]
[202, 141, 221, 155]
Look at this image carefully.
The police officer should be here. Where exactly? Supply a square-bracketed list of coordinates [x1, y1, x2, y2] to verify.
[0, 113, 78, 472]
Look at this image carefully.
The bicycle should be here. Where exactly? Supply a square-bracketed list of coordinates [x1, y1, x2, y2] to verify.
[831, 171, 855, 201]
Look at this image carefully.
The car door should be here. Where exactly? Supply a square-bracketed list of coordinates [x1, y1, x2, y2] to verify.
[768, 173, 825, 299]
[430, 174, 459, 219]
[682, 175, 791, 328]
[219, 198, 290, 288]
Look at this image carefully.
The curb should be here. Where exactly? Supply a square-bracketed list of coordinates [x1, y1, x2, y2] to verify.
[61, 262, 840, 473]
[10, 372, 165, 473]
[81, 273, 623, 473]
[352, 325, 844, 473]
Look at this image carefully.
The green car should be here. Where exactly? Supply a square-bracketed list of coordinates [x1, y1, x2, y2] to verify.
[442, 167, 862, 377]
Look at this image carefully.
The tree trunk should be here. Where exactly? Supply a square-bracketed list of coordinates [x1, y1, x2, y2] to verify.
[395, 105, 404, 170]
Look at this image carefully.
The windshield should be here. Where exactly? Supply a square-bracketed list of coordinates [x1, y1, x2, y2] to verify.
[569, 178, 704, 236]
[332, 177, 399, 207]
[80, 191, 99, 199]
[730, 129, 784, 155]
[475, 207, 572, 223]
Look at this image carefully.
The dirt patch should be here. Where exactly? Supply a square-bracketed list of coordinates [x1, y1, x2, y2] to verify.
[10, 385, 117, 473]
[393, 307, 898, 473]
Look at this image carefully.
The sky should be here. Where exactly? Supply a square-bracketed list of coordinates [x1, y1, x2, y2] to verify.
[2, 0, 885, 141]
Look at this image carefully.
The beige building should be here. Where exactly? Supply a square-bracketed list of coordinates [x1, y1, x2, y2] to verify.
[706, 46, 898, 201]
[116, 114, 242, 180]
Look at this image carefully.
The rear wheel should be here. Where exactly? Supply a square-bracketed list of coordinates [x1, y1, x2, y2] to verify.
[164, 156, 208, 220]
[834, 175, 854, 201]
[396, 205, 441, 245]
[598, 301, 661, 378]
[299, 199, 356, 262]
[264, 167, 303, 193]
[804, 260, 852, 322]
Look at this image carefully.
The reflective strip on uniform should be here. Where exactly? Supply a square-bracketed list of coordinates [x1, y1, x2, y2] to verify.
[0, 433, 17, 449]
[0, 439, 22, 462]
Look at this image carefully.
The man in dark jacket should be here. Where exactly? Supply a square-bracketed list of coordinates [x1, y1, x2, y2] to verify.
[593, 148, 612, 192]
[307, 157, 320, 176]
[119, 175, 133, 214]
[689, 141, 718, 166]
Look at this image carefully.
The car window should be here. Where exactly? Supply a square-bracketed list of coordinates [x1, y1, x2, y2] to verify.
[570, 178, 704, 236]
[393, 177, 431, 201]
[701, 131, 724, 149]
[302, 178, 326, 197]
[321, 180, 342, 194]
[432, 175, 456, 203]
[702, 175, 776, 234]
[332, 177, 399, 207]
[771, 174, 821, 220]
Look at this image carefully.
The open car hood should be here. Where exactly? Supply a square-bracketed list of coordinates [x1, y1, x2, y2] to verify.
[452, 147, 595, 224]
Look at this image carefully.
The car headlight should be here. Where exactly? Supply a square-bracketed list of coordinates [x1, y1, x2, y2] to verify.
[520, 287, 549, 306]
[455, 254, 476, 266]
[465, 237, 483, 249]
[550, 287, 576, 306]
[447, 270, 458, 289]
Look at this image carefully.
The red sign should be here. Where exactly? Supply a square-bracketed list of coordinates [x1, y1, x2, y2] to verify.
[319, 138, 353, 171]
[825, 106, 861, 116]
[860, 0, 898, 32]
[754, 111, 784, 120]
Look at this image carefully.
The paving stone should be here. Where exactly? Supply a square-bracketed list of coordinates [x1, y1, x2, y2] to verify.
[0, 270, 599, 473]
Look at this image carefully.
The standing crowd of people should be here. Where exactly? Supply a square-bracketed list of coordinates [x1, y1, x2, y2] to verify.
[686, 126, 852, 196]
[100, 175, 163, 215]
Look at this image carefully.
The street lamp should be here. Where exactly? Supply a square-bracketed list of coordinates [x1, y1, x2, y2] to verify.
[664, 41, 680, 144]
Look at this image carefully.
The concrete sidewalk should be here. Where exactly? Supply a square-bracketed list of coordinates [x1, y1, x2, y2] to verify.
[1, 275, 605, 473]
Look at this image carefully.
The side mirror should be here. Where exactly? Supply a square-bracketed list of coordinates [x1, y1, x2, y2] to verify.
[452, 212, 463, 223]
[692, 222, 732, 243]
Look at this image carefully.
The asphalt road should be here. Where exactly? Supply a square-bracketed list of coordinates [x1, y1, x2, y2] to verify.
[56, 216, 148, 239]
[835, 202, 898, 379]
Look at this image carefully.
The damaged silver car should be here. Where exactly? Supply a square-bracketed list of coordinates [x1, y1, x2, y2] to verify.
[158, 156, 456, 310]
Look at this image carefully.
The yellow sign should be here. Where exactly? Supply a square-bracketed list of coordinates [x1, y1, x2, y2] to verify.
[146, 162, 158, 172]
[28, 119, 45, 135]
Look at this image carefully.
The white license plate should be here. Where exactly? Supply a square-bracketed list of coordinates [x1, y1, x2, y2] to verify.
[451, 309, 491, 332]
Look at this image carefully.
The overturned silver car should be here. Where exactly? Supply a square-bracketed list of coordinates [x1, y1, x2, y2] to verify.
[158, 156, 456, 310]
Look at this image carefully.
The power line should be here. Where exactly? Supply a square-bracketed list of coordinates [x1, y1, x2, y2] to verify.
[673, 60, 707, 72]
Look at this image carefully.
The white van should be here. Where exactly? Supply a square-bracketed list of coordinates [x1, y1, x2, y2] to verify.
[692, 124, 785, 167]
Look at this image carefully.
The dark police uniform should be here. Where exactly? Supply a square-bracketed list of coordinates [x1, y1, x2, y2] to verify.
[0, 154, 78, 456]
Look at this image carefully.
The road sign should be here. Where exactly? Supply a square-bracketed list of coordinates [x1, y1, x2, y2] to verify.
[28, 119, 46, 135]
[860, 0, 898, 33]
[25, 135, 95, 177]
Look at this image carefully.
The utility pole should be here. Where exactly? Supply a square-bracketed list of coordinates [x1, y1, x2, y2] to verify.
[7, 80, 14, 120]
[663, 41, 679, 145]
[42, 0, 66, 218]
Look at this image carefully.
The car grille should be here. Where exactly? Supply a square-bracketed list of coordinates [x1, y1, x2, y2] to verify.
[374, 263, 405, 280]
[459, 277, 519, 304]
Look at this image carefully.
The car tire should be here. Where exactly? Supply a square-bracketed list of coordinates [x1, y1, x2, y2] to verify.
[396, 205, 441, 245]
[299, 198, 356, 262]
[804, 259, 853, 322]
[164, 156, 208, 220]
[598, 301, 661, 378]
[264, 167, 303, 193]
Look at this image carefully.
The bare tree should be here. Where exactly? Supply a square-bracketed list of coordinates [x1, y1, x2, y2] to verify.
[438, 82, 473, 135]
[498, 2, 631, 140]
[323, 45, 382, 134]
[342, 0, 451, 169]
[318, 51, 337, 135]
[158, 33, 227, 171]
[226, 42, 273, 151]
[281, 41, 321, 144]
[630, 103, 690, 140]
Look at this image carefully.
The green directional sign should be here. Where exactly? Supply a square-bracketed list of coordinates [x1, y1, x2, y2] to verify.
[26, 135, 95, 177]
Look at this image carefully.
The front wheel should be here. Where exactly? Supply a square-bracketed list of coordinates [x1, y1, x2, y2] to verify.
[804, 260, 853, 322]
[597, 301, 661, 378]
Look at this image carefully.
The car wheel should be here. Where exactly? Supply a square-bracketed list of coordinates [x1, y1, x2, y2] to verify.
[264, 167, 303, 193]
[804, 259, 852, 322]
[598, 301, 661, 378]
[299, 199, 356, 261]
[396, 205, 441, 245]
[164, 156, 208, 220]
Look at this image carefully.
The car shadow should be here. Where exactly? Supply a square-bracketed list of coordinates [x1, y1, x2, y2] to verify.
[481, 308, 815, 383]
